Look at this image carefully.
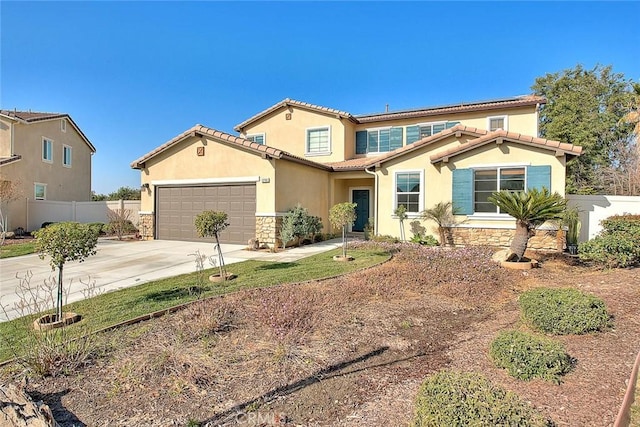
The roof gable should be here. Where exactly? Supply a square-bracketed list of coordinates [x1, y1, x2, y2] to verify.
[430, 130, 583, 164]
[0, 110, 96, 153]
[234, 98, 356, 132]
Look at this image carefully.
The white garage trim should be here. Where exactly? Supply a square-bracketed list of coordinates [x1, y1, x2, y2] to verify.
[151, 176, 261, 186]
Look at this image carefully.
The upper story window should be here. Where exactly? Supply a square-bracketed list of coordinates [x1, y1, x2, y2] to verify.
[63, 145, 72, 167]
[34, 183, 47, 200]
[356, 127, 403, 154]
[42, 138, 53, 163]
[406, 121, 460, 145]
[246, 133, 265, 145]
[61, 119, 67, 132]
[474, 167, 525, 213]
[394, 170, 423, 214]
[488, 116, 508, 131]
[306, 126, 330, 155]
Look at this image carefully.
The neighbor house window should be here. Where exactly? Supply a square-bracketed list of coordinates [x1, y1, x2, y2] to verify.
[474, 167, 525, 213]
[306, 126, 330, 155]
[488, 116, 508, 131]
[394, 171, 423, 213]
[363, 127, 403, 153]
[63, 145, 72, 167]
[61, 119, 67, 132]
[34, 183, 47, 200]
[42, 138, 53, 162]
[246, 133, 265, 145]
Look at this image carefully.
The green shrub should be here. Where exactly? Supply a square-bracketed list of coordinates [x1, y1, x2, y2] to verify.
[280, 204, 323, 247]
[372, 234, 400, 244]
[410, 234, 439, 246]
[519, 287, 610, 335]
[579, 214, 640, 268]
[490, 330, 573, 384]
[413, 370, 549, 426]
[88, 222, 106, 235]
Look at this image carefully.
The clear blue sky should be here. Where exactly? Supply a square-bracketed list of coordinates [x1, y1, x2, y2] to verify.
[2, 1, 639, 194]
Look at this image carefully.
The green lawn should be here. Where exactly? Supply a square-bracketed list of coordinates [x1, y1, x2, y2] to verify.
[0, 247, 389, 362]
[0, 241, 36, 258]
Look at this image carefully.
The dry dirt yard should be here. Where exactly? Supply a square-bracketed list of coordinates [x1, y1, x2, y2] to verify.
[14, 243, 640, 426]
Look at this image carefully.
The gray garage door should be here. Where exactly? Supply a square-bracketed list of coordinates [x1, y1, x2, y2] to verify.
[156, 184, 256, 244]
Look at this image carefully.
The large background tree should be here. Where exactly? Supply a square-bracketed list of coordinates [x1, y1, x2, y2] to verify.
[532, 64, 636, 194]
[92, 186, 141, 201]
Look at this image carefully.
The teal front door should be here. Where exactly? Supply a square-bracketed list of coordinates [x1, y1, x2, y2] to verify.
[352, 189, 370, 232]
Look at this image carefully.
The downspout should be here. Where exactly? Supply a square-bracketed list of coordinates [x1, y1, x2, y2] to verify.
[364, 165, 378, 236]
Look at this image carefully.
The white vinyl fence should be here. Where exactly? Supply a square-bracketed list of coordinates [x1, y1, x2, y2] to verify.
[567, 195, 640, 242]
[27, 200, 141, 232]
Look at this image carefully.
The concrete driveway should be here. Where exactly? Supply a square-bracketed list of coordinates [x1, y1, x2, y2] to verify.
[0, 238, 343, 321]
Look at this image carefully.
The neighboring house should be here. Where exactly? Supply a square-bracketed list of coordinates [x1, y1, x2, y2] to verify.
[131, 96, 581, 248]
[0, 110, 96, 232]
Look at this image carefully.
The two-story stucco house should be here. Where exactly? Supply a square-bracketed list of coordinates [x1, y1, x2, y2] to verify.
[131, 96, 581, 248]
[0, 110, 96, 232]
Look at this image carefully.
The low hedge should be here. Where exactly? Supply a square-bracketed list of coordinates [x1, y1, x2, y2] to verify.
[579, 214, 640, 268]
[519, 287, 610, 335]
[490, 330, 573, 384]
[413, 370, 549, 426]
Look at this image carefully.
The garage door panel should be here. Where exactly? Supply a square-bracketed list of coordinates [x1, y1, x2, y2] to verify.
[156, 184, 256, 244]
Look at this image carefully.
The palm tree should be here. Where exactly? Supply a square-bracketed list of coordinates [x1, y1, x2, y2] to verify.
[421, 201, 457, 246]
[489, 188, 566, 261]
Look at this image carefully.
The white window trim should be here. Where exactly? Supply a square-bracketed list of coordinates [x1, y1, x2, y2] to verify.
[471, 164, 527, 216]
[246, 132, 266, 144]
[63, 144, 72, 167]
[42, 137, 53, 163]
[487, 115, 508, 131]
[61, 119, 67, 132]
[305, 125, 331, 156]
[364, 126, 397, 156]
[416, 120, 448, 127]
[348, 186, 374, 232]
[34, 182, 47, 200]
[392, 169, 424, 218]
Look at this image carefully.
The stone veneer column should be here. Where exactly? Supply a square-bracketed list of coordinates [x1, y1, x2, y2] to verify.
[138, 212, 155, 240]
[255, 215, 283, 247]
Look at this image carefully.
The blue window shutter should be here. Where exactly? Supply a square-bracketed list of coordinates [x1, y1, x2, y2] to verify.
[527, 165, 551, 191]
[406, 125, 420, 144]
[356, 131, 367, 154]
[390, 127, 403, 150]
[452, 168, 473, 215]
[446, 121, 460, 129]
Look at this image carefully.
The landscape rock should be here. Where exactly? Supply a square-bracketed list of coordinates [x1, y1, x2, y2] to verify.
[0, 383, 58, 427]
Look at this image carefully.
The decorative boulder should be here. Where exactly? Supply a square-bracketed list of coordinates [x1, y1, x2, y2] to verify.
[0, 383, 58, 426]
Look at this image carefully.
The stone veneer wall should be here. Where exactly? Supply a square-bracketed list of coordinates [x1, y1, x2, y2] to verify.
[450, 227, 562, 251]
[139, 213, 155, 240]
[255, 216, 283, 247]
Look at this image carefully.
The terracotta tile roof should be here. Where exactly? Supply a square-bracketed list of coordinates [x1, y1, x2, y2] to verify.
[0, 110, 96, 153]
[430, 129, 583, 163]
[354, 95, 546, 124]
[234, 98, 356, 132]
[326, 157, 374, 171]
[130, 124, 331, 171]
[0, 155, 22, 167]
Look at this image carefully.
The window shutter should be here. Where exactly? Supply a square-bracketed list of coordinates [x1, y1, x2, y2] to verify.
[390, 127, 403, 150]
[452, 168, 474, 215]
[527, 165, 551, 191]
[446, 121, 461, 129]
[356, 131, 367, 154]
[406, 125, 420, 144]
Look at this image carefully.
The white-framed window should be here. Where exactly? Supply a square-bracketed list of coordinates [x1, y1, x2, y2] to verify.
[487, 115, 508, 131]
[365, 127, 403, 154]
[246, 133, 265, 145]
[42, 138, 53, 163]
[306, 126, 331, 155]
[418, 122, 447, 139]
[394, 170, 424, 214]
[474, 167, 525, 213]
[61, 119, 67, 132]
[63, 145, 72, 167]
[34, 183, 47, 200]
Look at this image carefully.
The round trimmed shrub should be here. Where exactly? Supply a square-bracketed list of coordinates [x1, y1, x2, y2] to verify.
[490, 330, 573, 384]
[519, 287, 610, 335]
[413, 370, 549, 426]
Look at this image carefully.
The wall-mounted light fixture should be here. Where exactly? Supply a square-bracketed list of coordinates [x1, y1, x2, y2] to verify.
[141, 183, 150, 190]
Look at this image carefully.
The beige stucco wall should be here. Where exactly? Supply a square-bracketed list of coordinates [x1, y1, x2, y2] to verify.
[139, 134, 277, 213]
[0, 118, 13, 157]
[375, 135, 567, 239]
[239, 106, 350, 163]
[0, 118, 93, 231]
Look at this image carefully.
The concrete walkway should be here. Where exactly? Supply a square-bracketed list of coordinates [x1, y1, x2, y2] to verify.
[0, 238, 343, 322]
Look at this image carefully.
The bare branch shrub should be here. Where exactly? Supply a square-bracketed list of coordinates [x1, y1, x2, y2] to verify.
[106, 208, 137, 240]
[0, 178, 23, 246]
